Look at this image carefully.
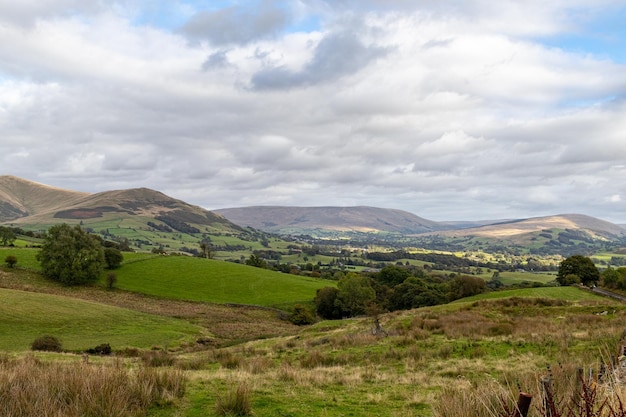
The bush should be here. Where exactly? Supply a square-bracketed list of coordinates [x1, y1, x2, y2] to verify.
[289, 304, 316, 325]
[4, 255, 17, 268]
[31, 335, 63, 352]
[85, 343, 112, 355]
[105, 272, 117, 290]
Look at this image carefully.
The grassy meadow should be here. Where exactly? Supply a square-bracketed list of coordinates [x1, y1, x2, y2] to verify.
[3, 244, 626, 416]
[0, 287, 204, 351]
[113, 255, 333, 307]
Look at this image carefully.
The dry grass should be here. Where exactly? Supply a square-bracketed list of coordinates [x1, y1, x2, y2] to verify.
[0, 355, 185, 417]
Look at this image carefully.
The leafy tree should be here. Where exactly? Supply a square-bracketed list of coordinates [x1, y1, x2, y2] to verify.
[4, 255, 17, 268]
[0, 226, 16, 246]
[37, 224, 105, 285]
[557, 255, 599, 286]
[106, 272, 117, 290]
[104, 247, 123, 269]
[375, 265, 411, 286]
[199, 241, 214, 259]
[245, 254, 267, 269]
[335, 273, 376, 317]
[601, 266, 620, 289]
[314, 287, 342, 319]
[448, 275, 486, 301]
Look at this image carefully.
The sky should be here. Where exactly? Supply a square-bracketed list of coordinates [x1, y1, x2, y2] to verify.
[1, 0, 626, 223]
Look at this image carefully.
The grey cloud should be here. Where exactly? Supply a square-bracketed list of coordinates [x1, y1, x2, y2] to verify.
[202, 50, 231, 71]
[0, 0, 104, 27]
[180, 1, 289, 46]
[251, 31, 389, 90]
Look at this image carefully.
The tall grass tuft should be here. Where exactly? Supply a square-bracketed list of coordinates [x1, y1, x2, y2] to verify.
[0, 355, 185, 417]
[215, 381, 253, 416]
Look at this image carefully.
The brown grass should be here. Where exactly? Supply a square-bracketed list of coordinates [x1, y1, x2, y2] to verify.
[0, 355, 185, 417]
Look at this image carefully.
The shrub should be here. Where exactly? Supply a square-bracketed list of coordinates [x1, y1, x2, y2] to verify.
[215, 382, 253, 416]
[289, 304, 316, 325]
[105, 272, 117, 290]
[31, 335, 62, 352]
[4, 255, 17, 268]
[86, 343, 112, 355]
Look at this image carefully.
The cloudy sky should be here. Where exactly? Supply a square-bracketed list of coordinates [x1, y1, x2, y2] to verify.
[1, 0, 626, 222]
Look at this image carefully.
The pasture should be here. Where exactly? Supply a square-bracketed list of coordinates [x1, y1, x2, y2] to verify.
[0, 287, 203, 351]
[113, 255, 333, 307]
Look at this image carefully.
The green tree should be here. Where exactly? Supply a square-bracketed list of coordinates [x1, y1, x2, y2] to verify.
[37, 224, 105, 285]
[335, 273, 376, 317]
[375, 265, 411, 286]
[4, 255, 17, 268]
[104, 247, 123, 269]
[0, 226, 16, 246]
[314, 287, 342, 319]
[448, 275, 486, 301]
[557, 255, 599, 286]
[245, 254, 267, 269]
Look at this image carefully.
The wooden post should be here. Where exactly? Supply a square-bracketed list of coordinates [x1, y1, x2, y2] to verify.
[541, 376, 554, 417]
[511, 392, 533, 417]
[571, 367, 583, 411]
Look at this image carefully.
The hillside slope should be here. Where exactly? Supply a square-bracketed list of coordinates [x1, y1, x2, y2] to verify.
[438, 213, 626, 240]
[0, 175, 88, 222]
[215, 205, 444, 234]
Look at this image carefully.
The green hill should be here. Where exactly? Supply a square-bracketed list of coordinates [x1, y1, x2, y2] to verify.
[114, 255, 333, 307]
[0, 287, 203, 352]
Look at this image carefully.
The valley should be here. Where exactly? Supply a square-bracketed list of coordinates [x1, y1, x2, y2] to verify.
[2, 175, 626, 416]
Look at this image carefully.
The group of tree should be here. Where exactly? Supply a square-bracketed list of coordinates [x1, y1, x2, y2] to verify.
[555, 254, 599, 286]
[37, 224, 124, 286]
[314, 265, 486, 319]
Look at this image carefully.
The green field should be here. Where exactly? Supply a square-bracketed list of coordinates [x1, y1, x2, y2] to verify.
[113, 255, 333, 307]
[0, 287, 203, 351]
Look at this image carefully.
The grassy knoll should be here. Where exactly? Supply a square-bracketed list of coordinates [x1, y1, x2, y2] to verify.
[159, 286, 626, 417]
[0, 287, 204, 352]
[114, 255, 333, 307]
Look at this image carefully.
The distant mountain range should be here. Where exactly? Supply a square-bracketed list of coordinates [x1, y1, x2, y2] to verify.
[214, 206, 626, 240]
[1, 175, 625, 254]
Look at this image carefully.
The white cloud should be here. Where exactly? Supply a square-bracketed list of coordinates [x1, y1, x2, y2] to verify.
[1, 0, 626, 222]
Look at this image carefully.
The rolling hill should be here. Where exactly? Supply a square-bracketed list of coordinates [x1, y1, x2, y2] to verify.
[0, 175, 250, 254]
[214, 205, 444, 234]
[436, 213, 626, 240]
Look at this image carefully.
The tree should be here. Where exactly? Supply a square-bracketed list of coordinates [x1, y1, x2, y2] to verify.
[104, 247, 123, 269]
[37, 224, 105, 285]
[0, 226, 16, 246]
[557, 255, 599, 286]
[199, 241, 214, 259]
[448, 275, 486, 301]
[105, 272, 117, 290]
[335, 273, 376, 317]
[245, 254, 267, 269]
[315, 287, 342, 319]
[375, 265, 411, 286]
[4, 255, 17, 268]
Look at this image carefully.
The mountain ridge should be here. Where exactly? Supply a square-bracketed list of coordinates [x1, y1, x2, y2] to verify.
[2, 176, 625, 253]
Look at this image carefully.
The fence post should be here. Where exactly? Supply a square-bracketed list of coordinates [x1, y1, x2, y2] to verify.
[541, 376, 554, 417]
[511, 392, 533, 417]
